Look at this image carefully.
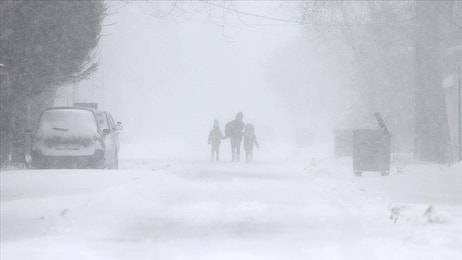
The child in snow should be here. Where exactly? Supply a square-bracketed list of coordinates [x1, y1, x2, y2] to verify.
[243, 123, 259, 162]
[208, 120, 224, 161]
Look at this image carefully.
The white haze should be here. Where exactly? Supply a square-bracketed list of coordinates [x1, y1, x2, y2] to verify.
[3, 2, 462, 259]
[70, 1, 345, 161]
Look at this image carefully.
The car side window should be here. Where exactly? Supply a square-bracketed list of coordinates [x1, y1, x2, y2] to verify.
[108, 114, 116, 130]
[97, 112, 110, 131]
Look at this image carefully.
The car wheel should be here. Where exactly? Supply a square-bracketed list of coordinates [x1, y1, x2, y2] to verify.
[93, 158, 105, 169]
[31, 160, 46, 169]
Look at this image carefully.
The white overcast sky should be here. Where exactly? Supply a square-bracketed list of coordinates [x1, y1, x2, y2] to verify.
[73, 1, 344, 154]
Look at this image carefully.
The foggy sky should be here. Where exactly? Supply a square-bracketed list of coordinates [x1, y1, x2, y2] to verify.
[72, 1, 343, 159]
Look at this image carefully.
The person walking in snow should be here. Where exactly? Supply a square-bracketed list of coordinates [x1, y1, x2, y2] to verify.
[243, 123, 259, 162]
[208, 120, 224, 161]
[225, 112, 244, 162]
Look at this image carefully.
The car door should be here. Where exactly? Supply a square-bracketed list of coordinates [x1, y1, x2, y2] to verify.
[98, 112, 115, 166]
[107, 113, 119, 154]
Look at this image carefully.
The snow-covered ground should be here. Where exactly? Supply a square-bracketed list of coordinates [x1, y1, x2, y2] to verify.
[1, 147, 462, 259]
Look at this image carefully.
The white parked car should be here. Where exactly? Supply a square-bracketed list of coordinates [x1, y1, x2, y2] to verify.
[29, 107, 122, 169]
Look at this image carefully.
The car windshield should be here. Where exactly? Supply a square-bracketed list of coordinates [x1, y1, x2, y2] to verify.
[36, 109, 98, 139]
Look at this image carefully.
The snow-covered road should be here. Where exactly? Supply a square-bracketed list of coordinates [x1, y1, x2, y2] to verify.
[1, 158, 461, 259]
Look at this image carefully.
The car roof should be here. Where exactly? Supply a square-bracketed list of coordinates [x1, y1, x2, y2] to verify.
[43, 106, 96, 112]
[43, 107, 112, 120]
[41, 106, 99, 118]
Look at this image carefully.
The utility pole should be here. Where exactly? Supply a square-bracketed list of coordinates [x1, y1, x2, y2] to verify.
[459, 65, 461, 161]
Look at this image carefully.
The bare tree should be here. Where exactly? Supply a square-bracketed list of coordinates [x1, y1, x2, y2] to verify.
[301, 1, 461, 162]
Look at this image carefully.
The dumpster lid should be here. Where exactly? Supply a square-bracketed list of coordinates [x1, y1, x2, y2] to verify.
[374, 112, 391, 135]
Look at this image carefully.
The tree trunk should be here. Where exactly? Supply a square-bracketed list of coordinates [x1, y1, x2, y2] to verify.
[414, 1, 451, 163]
[0, 78, 54, 167]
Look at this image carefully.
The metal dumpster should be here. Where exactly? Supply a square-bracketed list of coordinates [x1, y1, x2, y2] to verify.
[353, 113, 391, 176]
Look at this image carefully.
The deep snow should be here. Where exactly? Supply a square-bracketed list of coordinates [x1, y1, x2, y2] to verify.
[1, 146, 462, 259]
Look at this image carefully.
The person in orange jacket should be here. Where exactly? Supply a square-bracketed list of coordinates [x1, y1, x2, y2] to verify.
[208, 120, 224, 161]
[243, 123, 259, 162]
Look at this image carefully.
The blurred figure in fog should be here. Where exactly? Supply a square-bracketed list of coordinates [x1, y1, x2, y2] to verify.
[208, 120, 224, 161]
[225, 112, 244, 162]
[244, 123, 259, 162]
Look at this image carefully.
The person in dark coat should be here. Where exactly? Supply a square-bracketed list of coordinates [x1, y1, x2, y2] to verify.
[225, 112, 244, 162]
[243, 123, 259, 162]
